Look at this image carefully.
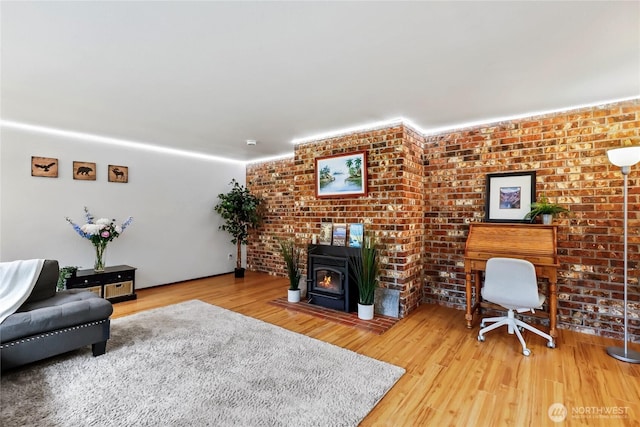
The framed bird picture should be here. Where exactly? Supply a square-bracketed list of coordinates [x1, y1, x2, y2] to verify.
[31, 156, 59, 178]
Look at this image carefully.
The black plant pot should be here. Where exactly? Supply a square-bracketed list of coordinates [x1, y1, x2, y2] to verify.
[234, 268, 245, 278]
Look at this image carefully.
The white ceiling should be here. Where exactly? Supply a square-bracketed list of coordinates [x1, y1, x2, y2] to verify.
[2, 1, 639, 163]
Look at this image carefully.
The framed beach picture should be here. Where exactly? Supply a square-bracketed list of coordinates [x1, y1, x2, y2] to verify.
[315, 151, 368, 198]
[485, 171, 536, 223]
[348, 223, 364, 248]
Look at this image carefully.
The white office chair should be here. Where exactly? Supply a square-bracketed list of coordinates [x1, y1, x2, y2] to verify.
[477, 257, 555, 356]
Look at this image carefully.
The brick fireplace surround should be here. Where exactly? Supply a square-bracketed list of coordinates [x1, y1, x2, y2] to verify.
[247, 99, 640, 341]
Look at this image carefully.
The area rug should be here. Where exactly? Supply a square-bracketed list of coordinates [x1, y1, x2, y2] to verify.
[1, 300, 405, 426]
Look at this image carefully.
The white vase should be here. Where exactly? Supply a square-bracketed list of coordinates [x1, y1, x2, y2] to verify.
[542, 214, 553, 225]
[288, 289, 301, 303]
[358, 303, 374, 320]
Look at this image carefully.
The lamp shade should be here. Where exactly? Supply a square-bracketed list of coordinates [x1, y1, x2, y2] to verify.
[607, 146, 640, 167]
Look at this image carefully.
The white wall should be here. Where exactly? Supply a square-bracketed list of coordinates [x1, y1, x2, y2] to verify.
[0, 128, 246, 289]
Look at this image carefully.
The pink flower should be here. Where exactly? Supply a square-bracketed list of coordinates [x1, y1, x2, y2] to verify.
[101, 231, 110, 238]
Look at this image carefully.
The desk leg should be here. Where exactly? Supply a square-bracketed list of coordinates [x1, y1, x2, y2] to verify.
[549, 279, 558, 339]
[465, 272, 473, 328]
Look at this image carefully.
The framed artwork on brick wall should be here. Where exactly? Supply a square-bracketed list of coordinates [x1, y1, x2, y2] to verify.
[315, 151, 368, 198]
[485, 171, 536, 223]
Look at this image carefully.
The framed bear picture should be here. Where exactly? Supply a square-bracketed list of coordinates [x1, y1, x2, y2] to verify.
[73, 161, 96, 181]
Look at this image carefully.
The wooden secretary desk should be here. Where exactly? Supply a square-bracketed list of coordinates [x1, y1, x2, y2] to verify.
[463, 223, 559, 339]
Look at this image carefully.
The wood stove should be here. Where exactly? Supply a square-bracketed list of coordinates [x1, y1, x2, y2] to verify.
[307, 245, 359, 312]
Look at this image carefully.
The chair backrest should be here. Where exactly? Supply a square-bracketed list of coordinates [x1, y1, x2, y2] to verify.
[482, 257, 542, 309]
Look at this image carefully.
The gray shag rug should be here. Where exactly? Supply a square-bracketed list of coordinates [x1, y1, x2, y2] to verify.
[1, 300, 404, 426]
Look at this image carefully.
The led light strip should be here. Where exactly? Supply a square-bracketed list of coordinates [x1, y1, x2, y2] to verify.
[0, 120, 246, 165]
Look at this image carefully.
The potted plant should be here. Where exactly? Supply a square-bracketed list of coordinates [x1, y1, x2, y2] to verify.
[277, 238, 303, 302]
[349, 234, 379, 320]
[57, 266, 78, 292]
[524, 195, 569, 224]
[214, 179, 264, 278]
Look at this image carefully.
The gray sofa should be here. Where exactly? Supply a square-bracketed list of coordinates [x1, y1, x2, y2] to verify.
[0, 260, 113, 371]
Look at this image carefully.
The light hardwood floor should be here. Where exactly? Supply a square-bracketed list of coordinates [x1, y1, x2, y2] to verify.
[113, 271, 640, 427]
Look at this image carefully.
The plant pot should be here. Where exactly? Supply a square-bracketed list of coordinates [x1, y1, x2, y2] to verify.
[542, 214, 553, 225]
[358, 303, 374, 320]
[234, 268, 245, 278]
[288, 289, 301, 303]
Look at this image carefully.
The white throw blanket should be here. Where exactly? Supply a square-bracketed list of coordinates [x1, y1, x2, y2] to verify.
[0, 259, 45, 324]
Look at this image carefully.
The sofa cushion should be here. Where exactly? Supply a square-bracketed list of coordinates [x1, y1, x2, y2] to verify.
[23, 259, 59, 304]
[1, 289, 113, 343]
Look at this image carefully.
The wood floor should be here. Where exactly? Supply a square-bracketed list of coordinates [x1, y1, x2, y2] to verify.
[113, 271, 640, 427]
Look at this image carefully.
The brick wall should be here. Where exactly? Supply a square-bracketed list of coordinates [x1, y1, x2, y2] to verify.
[247, 99, 640, 340]
[423, 100, 640, 341]
[247, 125, 426, 317]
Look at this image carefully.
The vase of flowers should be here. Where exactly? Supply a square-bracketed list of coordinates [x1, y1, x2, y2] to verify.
[66, 207, 133, 272]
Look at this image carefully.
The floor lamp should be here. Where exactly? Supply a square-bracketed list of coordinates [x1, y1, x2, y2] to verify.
[606, 146, 640, 363]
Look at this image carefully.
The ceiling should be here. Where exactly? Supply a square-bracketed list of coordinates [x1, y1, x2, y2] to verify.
[2, 1, 639, 163]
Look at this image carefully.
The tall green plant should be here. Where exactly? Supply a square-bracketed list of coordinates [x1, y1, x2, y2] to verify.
[277, 239, 302, 290]
[214, 179, 263, 269]
[349, 236, 379, 305]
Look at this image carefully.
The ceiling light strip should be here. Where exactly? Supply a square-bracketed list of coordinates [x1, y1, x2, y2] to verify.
[0, 120, 246, 165]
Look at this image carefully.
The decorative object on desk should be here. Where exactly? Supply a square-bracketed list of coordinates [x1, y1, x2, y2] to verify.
[276, 238, 302, 303]
[348, 223, 364, 248]
[319, 221, 333, 245]
[214, 179, 264, 278]
[315, 151, 368, 198]
[524, 194, 569, 224]
[332, 223, 347, 246]
[65, 207, 133, 272]
[349, 233, 379, 320]
[605, 145, 640, 364]
[485, 171, 536, 223]
[57, 266, 78, 291]
[108, 165, 128, 183]
[31, 156, 58, 178]
[72, 161, 97, 181]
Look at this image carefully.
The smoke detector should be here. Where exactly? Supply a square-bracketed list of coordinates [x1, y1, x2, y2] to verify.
[246, 139, 257, 146]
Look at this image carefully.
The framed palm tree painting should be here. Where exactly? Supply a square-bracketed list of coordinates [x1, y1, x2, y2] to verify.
[315, 151, 368, 198]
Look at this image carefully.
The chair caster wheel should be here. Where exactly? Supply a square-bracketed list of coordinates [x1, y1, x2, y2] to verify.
[547, 341, 556, 349]
[523, 348, 531, 356]
[478, 335, 485, 342]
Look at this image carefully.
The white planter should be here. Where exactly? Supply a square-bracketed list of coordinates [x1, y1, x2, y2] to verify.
[542, 214, 553, 225]
[288, 289, 301, 303]
[358, 303, 374, 320]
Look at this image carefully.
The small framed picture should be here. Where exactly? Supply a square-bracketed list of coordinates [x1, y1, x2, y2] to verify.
[108, 165, 128, 183]
[319, 222, 333, 245]
[348, 223, 364, 248]
[73, 161, 96, 181]
[485, 171, 536, 222]
[332, 223, 347, 246]
[31, 156, 58, 178]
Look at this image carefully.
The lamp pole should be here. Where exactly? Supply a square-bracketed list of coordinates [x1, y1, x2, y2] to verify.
[606, 147, 640, 363]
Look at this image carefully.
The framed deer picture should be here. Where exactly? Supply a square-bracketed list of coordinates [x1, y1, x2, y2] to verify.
[108, 165, 129, 183]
